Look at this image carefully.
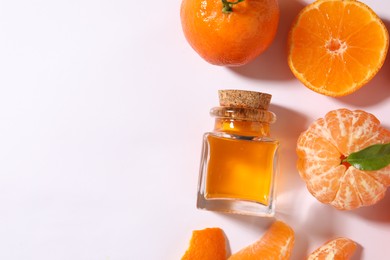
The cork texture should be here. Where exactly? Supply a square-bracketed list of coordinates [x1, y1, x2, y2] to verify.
[218, 90, 272, 110]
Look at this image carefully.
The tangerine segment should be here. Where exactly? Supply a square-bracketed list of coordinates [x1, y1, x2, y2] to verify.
[182, 227, 227, 260]
[307, 237, 357, 260]
[228, 221, 295, 260]
[297, 109, 390, 210]
[288, 0, 389, 97]
[332, 167, 387, 210]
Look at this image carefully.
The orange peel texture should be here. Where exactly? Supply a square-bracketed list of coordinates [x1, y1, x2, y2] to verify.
[181, 227, 227, 260]
[180, 0, 280, 66]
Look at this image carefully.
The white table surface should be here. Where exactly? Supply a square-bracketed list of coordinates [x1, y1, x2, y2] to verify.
[0, 0, 389, 259]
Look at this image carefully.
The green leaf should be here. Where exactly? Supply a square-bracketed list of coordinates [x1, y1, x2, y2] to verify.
[344, 142, 390, 171]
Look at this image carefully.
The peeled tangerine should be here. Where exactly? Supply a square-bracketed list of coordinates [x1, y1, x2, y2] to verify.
[297, 108, 390, 210]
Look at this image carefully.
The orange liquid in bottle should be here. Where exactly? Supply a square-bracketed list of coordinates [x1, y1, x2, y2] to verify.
[204, 134, 278, 205]
[197, 90, 279, 216]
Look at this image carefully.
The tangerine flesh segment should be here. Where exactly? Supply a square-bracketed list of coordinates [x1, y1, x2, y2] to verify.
[331, 168, 364, 210]
[323, 109, 354, 156]
[323, 109, 387, 156]
[307, 237, 357, 260]
[364, 164, 390, 187]
[228, 220, 294, 260]
[305, 164, 346, 204]
[344, 110, 382, 153]
[351, 168, 387, 206]
[182, 227, 227, 260]
[288, 0, 389, 96]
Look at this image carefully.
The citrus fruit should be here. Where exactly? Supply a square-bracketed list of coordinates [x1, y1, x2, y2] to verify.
[180, 0, 280, 66]
[287, 0, 389, 97]
[307, 237, 357, 260]
[228, 220, 295, 260]
[182, 227, 227, 260]
[297, 108, 390, 210]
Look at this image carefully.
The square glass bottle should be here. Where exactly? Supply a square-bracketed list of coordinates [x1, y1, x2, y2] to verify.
[197, 90, 279, 217]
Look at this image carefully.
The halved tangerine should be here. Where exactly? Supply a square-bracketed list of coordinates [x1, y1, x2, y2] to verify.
[288, 0, 389, 97]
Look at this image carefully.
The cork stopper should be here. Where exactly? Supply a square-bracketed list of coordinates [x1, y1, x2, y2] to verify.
[218, 90, 272, 110]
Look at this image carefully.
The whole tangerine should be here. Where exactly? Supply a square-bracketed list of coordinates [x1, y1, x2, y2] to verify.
[180, 0, 280, 66]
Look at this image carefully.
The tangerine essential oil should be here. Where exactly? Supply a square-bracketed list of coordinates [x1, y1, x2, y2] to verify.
[197, 90, 279, 216]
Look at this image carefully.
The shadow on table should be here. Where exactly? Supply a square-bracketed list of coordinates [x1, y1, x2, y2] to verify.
[270, 104, 308, 196]
[216, 213, 274, 257]
[296, 203, 338, 258]
[227, 0, 305, 81]
[352, 244, 363, 260]
[347, 191, 390, 223]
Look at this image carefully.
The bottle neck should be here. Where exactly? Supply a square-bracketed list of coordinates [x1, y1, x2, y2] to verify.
[210, 106, 275, 137]
[213, 118, 270, 137]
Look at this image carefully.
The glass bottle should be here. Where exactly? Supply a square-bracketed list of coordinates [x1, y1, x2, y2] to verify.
[197, 90, 279, 217]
